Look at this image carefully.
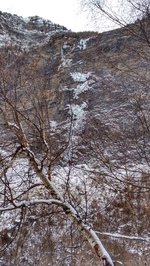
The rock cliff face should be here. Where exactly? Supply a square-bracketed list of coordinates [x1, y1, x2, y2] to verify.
[1, 11, 148, 166]
[0, 12, 150, 266]
[0, 11, 68, 47]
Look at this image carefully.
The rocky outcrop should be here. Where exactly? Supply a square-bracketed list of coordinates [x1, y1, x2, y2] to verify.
[0, 11, 68, 47]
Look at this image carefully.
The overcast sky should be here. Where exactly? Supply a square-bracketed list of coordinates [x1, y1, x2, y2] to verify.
[0, 0, 92, 32]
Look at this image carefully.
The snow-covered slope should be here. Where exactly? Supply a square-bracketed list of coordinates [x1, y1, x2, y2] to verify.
[0, 11, 68, 48]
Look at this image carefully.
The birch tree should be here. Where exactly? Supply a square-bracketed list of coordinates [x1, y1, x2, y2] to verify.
[0, 44, 114, 266]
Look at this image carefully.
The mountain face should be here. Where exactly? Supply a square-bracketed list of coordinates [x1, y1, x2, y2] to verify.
[0, 12, 150, 266]
[0, 11, 68, 48]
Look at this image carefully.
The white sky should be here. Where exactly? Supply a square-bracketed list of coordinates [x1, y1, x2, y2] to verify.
[0, 0, 92, 32]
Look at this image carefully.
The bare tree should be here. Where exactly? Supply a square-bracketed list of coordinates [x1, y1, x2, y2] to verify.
[80, 0, 150, 31]
[0, 44, 114, 266]
[0, 7, 150, 264]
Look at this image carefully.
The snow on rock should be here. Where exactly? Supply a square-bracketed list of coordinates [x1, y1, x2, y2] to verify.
[58, 46, 73, 70]
[74, 81, 89, 99]
[67, 102, 87, 130]
[59, 58, 72, 69]
[62, 42, 71, 50]
[0, 33, 11, 47]
[77, 38, 90, 50]
[0, 12, 68, 49]
[70, 72, 91, 82]
[27, 16, 53, 27]
[70, 72, 93, 99]
[50, 120, 58, 132]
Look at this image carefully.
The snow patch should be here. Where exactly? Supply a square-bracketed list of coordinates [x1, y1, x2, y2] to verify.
[77, 38, 90, 50]
[74, 82, 89, 99]
[62, 42, 71, 50]
[70, 72, 92, 99]
[0, 33, 11, 47]
[70, 72, 91, 82]
[58, 58, 72, 70]
[58, 47, 72, 70]
[67, 102, 87, 130]
[50, 120, 58, 131]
